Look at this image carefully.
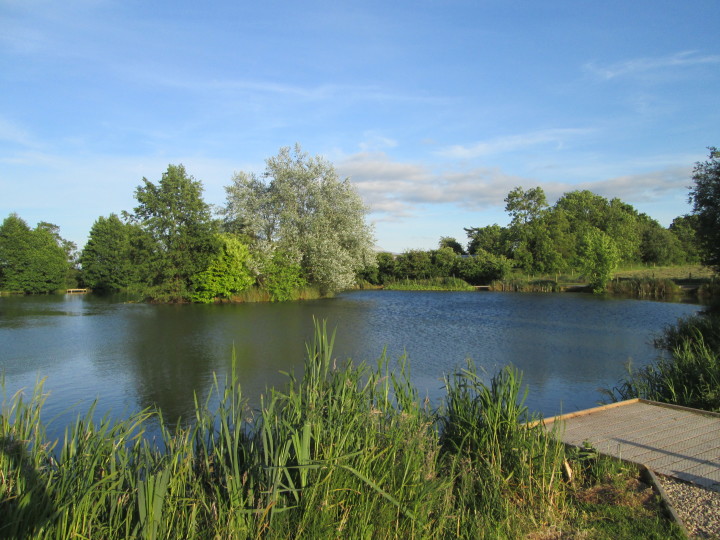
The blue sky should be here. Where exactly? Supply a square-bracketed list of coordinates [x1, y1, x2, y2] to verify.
[1, 1, 718, 253]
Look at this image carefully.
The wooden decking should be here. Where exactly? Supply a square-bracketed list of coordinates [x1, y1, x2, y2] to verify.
[541, 399, 720, 490]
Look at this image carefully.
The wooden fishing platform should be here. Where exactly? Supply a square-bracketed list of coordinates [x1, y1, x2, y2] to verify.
[540, 399, 720, 490]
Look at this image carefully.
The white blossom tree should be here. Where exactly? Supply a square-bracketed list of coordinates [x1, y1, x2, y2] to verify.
[224, 145, 376, 294]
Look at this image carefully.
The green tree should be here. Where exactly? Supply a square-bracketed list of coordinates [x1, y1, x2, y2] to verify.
[465, 224, 509, 257]
[576, 228, 620, 293]
[224, 145, 375, 294]
[503, 187, 556, 273]
[638, 220, 684, 266]
[689, 147, 720, 270]
[263, 249, 307, 302]
[438, 236, 465, 255]
[456, 250, 512, 285]
[80, 214, 135, 291]
[554, 191, 642, 265]
[128, 164, 219, 301]
[376, 252, 397, 284]
[504, 186, 548, 226]
[191, 234, 255, 303]
[395, 249, 433, 280]
[431, 247, 459, 277]
[669, 215, 701, 264]
[0, 214, 69, 293]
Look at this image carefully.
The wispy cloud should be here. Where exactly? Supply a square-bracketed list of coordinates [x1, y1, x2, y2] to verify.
[436, 129, 591, 160]
[575, 166, 692, 203]
[338, 152, 692, 221]
[0, 117, 38, 148]
[585, 51, 720, 80]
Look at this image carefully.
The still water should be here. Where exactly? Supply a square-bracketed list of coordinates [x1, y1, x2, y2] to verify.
[0, 291, 701, 436]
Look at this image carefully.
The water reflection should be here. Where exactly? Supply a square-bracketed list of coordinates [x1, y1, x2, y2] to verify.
[0, 291, 701, 432]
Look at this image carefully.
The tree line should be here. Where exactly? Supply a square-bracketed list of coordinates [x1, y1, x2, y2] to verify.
[359, 148, 719, 292]
[1, 147, 718, 298]
[1, 146, 375, 302]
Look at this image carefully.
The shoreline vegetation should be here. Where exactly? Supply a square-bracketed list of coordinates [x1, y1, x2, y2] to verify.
[2, 148, 718, 304]
[2, 264, 717, 303]
[1, 321, 684, 539]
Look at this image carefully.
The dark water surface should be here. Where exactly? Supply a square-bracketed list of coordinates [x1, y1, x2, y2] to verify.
[0, 291, 701, 436]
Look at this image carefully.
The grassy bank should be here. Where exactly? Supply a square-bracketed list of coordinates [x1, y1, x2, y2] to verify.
[383, 277, 474, 291]
[485, 264, 717, 300]
[1, 323, 682, 538]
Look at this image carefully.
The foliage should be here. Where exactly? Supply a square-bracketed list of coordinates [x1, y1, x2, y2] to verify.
[576, 228, 620, 293]
[456, 250, 512, 285]
[375, 251, 397, 284]
[0, 214, 71, 293]
[438, 236, 465, 254]
[504, 185, 548, 226]
[394, 249, 434, 280]
[127, 164, 219, 301]
[689, 147, 720, 270]
[430, 246, 458, 277]
[262, 249, 308, 302]
[191, 234, 255, 303]
[79, 214, 135, 291]
[465, 223, 509, 256]
[464, 186, 703, 280]
[224, 145, 376, 294]
[606, 313, 720, 412]
[669, 214, 701, 264]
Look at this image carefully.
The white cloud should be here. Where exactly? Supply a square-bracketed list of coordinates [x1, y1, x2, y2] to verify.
[436, 128, 592, 160]
[585, 51, 720, 80]
[575, 166, 692, 203]
[337, 152, 692, 222]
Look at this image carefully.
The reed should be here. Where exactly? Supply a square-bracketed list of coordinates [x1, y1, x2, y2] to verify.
[1, 322, 681, 538]
[606, 314, 720, 412]
[489, 278, 564, 292]
[384, 277, 474, 291]
[606, 277, 681, 299]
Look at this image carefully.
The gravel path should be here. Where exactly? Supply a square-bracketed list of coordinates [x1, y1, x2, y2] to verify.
[657, 475, 720, 539]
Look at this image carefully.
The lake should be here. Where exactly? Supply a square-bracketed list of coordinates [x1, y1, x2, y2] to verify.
[0, 291, 701, 438]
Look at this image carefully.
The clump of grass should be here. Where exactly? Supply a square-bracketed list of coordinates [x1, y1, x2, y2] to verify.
[439, 362, 568, 535]
[606, 313, 720, 412]
[228, 285, 323, 303]
[489, 278, 563, 292]
[384, 277, 474, 291]
[606, 277, 682, 299]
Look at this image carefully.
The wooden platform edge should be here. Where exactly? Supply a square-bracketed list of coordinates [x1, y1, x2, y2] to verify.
[639, 465, 691, 538]
[637, 398, 720, 419]
[527, 399, 640, 428]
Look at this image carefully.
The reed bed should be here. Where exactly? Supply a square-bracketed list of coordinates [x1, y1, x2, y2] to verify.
[2, 321, 677, 538]
[488, 279, 564, 293]
[383, 277, 474, 291]
[606, 277, 682, 299]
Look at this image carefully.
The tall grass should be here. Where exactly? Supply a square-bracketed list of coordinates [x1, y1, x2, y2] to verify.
[383, 277, 474, 291]
[489, 278, 564, 292]
[606, 277, 681, 299]
[606, 313, 720, 412]
[2, 321, 674, 538]
[228, 285, 323, 303]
